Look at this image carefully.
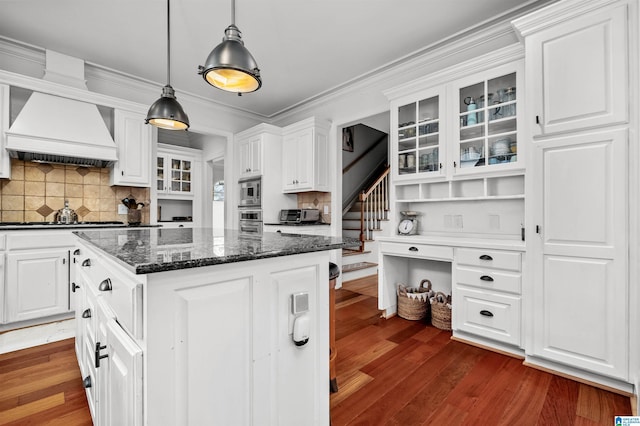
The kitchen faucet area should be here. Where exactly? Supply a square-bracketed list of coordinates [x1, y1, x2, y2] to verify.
[0, 0, 639, 424]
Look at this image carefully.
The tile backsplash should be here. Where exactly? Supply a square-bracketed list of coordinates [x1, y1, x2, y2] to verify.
[0, 159, 150, 223]
[297, 191, 331, 223]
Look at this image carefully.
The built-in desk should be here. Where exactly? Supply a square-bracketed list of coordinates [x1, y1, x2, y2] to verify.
[377, 235, 525, 356]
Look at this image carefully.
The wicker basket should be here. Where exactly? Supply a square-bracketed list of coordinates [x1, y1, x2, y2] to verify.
[397, 279, 432, 321]
[431, 292, 452, 331]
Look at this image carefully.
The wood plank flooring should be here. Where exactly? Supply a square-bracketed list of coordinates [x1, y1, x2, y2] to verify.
[331, 278, 632, 425]
[0, 338, 91, 425]
[0, 276, 632, 425]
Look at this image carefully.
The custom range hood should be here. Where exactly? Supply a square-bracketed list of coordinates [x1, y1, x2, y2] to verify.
[6, 51, 118, 167]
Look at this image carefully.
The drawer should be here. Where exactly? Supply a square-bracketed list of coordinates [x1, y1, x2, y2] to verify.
[454, 287, 521, 346]
[77, 246, 143, 340]
[7, 231, 76, 250]
[380, 242, 453, 261]
[456, 248, 521, 271]
[455, 266, 521, 294]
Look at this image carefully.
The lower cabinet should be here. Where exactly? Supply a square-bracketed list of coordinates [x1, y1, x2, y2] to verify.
[453, 247, 523, 349]
[74, 239, 330, 426]
[6, 248, 70, 322]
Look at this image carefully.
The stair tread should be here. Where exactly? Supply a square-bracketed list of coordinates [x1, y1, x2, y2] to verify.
[342, 249, 371, 257]
[343, 262, 378, 273]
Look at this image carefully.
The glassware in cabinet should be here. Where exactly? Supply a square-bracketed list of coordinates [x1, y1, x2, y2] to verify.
[396, 94, 441, 177]
[456, 71, 519, 173]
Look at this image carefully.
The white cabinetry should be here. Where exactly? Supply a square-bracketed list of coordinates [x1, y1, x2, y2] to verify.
[237, 135, 262, 178]
[453, 247, 522, 348]
[263, 224, 332, 236]
[74, 239, 330, 425]
[513, 0, 633, 388]
[156, 144, 196, 196]
[75, 242, 143, 426]
[282, 118, 330, 193]
[518, 2, 628, 136]
[0, 234, 5, 323]
[110, 110, 152, 187]
[5, 232, 75, 324]
[0, 84, 10, 179]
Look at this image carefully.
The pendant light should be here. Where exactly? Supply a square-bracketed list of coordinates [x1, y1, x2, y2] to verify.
[146, 0, 190, 130]
[198, 0, 261, 94]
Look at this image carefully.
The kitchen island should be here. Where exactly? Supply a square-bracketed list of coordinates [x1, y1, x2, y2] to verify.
[72, 227, 357, 426]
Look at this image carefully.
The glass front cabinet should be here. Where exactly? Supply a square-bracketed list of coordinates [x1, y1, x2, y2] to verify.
[391, 62, 523, 181]
[393, 87, 444, 180]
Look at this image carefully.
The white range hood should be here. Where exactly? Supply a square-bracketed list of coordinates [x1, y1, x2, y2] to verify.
[5, 51, 118, 167]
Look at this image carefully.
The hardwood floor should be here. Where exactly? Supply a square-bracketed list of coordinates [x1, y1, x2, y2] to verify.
[0, 338, 91, 425]
[331, 276, 632, 425]
[0, 275, 632, 425]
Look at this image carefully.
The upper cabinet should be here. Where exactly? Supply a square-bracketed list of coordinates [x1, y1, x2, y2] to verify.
[156, 144, 196, 197]
[453, 64, 523, 176]
[0, 84, 10, 179]
[237, 135, 262, 179]
[514, 0, 628, 136]
[395, 87, 444, 179]
[110, 110, 152, 187]
[282, 117, 331, 193]
[390, 60, 523, 183]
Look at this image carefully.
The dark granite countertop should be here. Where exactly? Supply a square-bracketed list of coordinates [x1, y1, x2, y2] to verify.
[74, 227, 359, 275]
[0, 222, 161, 231]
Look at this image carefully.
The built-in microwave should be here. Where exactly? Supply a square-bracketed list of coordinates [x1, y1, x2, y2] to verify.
[239, 177, 261, 207]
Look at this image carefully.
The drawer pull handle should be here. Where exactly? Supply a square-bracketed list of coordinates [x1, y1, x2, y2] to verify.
[480, 310, 494, 317]
[81, 309, 91, 319]
[73, 249, 80, 256]
[95, 342, 108, 368]
[98, 278, 113, 292]
[408, 246, 419, 252]
[480, 275, 494, 282]
[479, 254, 493, 261]
[72, 282, 80, 293]
[83, 376, 92, 388]
[81, 259, 91, 267]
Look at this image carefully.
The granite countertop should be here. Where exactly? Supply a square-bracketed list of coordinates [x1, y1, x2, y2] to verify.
[0, 222, 161, 231]
[74, 227, 360, 275]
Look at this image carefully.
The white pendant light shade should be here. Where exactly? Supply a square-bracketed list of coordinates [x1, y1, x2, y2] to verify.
[146, 0, 190, 130]
[198, 0, 261, 94]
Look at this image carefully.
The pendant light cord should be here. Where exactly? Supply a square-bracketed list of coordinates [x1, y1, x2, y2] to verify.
[231, 0, 235, 26]
[167, 0, 171, 86]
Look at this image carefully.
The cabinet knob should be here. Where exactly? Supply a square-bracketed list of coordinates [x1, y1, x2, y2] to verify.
[95, 342, 108, 368]
[480, 275, 494, 282]
[98, 278, 113, 292]
[453, 161, 457, 168]
[121, 171, 124, 176]
[82, 308, 91, 319]
[72, 282, 80, 293]
[83, 376, 92, 388]
[479, 254, 493, 261]
[81, 259, 91, 267]
[480, 310, 494, 317]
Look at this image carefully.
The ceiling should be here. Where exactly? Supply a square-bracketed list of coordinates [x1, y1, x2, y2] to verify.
[0, 0, 546, 119]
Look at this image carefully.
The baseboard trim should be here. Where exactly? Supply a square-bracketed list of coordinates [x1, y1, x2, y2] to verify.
[0, 318, 75, 354]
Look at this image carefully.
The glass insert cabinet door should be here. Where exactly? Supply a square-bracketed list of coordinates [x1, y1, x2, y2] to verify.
[157, 157, 165, 191]
[170, 158, 192, 193]
[397, 94, 441, 177]
[457, 71, 518, 172]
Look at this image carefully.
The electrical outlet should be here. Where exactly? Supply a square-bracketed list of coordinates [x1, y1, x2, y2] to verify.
[323, 205, 329, 214]
[118, 204, 128, 214]
[454, 215, 463, 228]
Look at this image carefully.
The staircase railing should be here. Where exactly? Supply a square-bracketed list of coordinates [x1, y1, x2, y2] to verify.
[358, 166, 390, 247]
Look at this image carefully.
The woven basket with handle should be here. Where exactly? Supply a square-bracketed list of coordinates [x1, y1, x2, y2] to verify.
[397, 279, 432, 321]
[431, 291, 452, 331]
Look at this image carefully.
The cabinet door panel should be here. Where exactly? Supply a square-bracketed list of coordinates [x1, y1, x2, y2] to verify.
[170, 277, 253, 425]
[6, 250, 69, 322]
[530, 5, 627, 135]
[535, 255, 626, 379]
[113, 110, 151, 186]
[105, 317, 143, 426]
